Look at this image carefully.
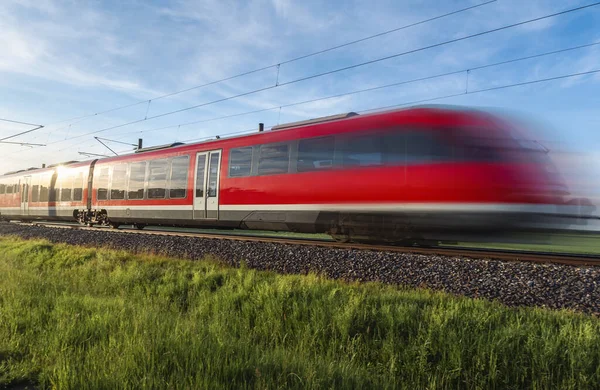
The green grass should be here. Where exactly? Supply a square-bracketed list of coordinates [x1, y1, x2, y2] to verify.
[453, 232, 600, 255]
[1, 237, 599, 389]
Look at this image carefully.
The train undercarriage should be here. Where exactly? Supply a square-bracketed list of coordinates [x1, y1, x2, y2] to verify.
[3, 206, 584, 247]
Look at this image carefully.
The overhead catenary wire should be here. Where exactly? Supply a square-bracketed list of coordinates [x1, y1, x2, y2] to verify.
[106, 40, 600, 140]
[359, 69, 600, 114]
[34, 1, 600, 147]
[115, 69, 600, 151]
[137, 68, 600, 149]
[39, 0, 497, 130]
[200, 69, 600, 144]
[42, 67, 600, 162]
[32, 37, 600, 155]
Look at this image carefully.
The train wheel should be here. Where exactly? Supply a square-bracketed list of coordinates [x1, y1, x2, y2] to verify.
[134, 224, 145, 230]
[329, 225, 352, 243]
[109, 223, 120, 229]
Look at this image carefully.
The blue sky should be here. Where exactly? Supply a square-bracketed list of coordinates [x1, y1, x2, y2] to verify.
[0, 0, 599, 195]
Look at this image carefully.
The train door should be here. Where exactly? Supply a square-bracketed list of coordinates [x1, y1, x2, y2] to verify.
[193, 150, 222, 219]
[20, 176, 31, 215]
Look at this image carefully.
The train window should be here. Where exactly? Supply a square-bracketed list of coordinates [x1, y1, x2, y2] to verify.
[342, 135, 383, 167]
[0, 184, 5, 195]
[258, 143, 289, 175]
[31, 176, 40, 203]
[40, 175, 50, 202]
[195, 155, 206, 198]
[96, 167, 110, 201]
[148, 159, 168, 199]
[297, 137, 335, 172]
[405, 132, 452, 164]
[169, 156, 189, 199]
[110, 164, 127, 200]
[128, 162, 146, 200]
[73, 172, 84, 201]
[61, 175, 73, 202]
[207, 153, 219, 197]
[453, 135, 510, 163]
[379, 133, 405, 165]
[6, 182, 13, 194]
[32, 183, 40, 202]
[229, 147, 253, 177]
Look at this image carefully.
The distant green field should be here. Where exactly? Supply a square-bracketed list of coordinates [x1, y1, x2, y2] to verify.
[454, 232, 600, 255]
[1, 237, 599, 389]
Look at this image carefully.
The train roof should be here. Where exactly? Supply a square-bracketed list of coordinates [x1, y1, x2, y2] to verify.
[2, 159, 94, 178]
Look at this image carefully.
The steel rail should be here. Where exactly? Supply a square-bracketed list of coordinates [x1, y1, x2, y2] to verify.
[6, 221, 598, 267]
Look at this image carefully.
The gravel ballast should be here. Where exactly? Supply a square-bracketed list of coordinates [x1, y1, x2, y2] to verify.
[1, 223, 599, 315]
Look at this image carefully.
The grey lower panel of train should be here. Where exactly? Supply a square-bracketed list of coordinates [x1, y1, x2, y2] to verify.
[0, 208, 76, 220]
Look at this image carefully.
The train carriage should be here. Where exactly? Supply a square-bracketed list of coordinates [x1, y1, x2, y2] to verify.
[0, 162, 93, 222]
[0, 106, 573, 243]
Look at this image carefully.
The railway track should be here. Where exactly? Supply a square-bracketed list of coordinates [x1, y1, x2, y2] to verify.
[11, 221, 600, 266]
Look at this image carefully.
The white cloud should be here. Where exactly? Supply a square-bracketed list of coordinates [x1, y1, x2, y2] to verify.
[0, 1, 150, 96]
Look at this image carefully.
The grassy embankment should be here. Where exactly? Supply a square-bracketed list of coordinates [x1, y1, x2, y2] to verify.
[1, 236, 599, 389]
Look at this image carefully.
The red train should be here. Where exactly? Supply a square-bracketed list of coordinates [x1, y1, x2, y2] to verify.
[0, 106, 578, 243]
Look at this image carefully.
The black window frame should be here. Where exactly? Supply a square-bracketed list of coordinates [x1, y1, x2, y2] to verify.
[72, 172, 84, 202]
[229, 147, 253, 178]
[257, 142, 290, 176]
[339, 133, 385, 168]
[168, 156, 189, 199]
[96, 167, 110, 201]
[31, 176, 40, 203]
[297, 136, 335, 173]
[147, 159, 169, 199]
[403, 130, 454, 165]
[39, 174, 51, 202]
[127, 161, 147, 200]
[110, 164, 128, 200]
[60, 174, 73, 202]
